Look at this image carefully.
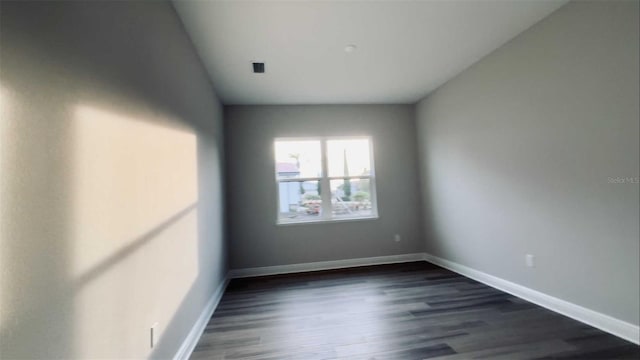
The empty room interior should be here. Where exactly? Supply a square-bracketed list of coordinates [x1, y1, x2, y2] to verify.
[1, 0, 639, 359]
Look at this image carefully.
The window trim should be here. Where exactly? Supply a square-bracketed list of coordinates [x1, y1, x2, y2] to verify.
[274, 136, 378, 225]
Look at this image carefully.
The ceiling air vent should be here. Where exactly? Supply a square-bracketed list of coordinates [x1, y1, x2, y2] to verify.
[252, 62, 265, 73]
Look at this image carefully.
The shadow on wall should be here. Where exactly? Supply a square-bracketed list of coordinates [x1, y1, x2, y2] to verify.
[0, 1, 225, 358]
[0, 94, 207, 358]
[415, 111, 443, 257]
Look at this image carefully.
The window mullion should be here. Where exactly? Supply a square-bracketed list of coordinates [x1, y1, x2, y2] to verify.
[278, 177, 322, 183]
[320, 139, 332, 220]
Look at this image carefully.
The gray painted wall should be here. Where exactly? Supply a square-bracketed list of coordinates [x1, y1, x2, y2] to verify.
[416, 0, 639, 325]
[0, 1, 226, 358]
[225, 105, 424, 269]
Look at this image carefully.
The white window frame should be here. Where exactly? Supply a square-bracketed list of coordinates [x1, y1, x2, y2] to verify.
[274, 136, 378, 225]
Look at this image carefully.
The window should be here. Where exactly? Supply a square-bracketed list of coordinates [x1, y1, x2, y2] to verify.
[275, 137, 377, 224]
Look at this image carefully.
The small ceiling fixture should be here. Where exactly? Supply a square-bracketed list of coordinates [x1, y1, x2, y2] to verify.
[252, 62, 265, 73]
[344, 44, 357, 53]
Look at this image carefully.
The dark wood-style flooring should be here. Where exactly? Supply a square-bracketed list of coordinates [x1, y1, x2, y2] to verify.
[191, 262, 639, 359]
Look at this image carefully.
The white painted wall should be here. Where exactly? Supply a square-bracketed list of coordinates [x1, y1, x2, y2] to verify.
[416, 0, 639, 326]
[225, 105, 424, 269]
[0, 1, 226, 358]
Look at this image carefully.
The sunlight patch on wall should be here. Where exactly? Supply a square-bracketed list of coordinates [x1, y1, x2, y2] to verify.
[0, 83, 13, 206]
[71, 105, 199, 357]
[0, 83, 12, 331]
[72, 105, 197, 276]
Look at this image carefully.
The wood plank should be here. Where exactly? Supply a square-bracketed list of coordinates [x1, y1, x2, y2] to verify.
[190, 262, 639, 359]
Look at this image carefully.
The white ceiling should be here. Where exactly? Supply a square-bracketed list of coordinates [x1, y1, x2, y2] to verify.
[173, 0, 568, 105]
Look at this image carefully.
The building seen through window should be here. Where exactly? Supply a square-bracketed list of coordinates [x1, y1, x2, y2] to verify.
[275, 138, 377, 224]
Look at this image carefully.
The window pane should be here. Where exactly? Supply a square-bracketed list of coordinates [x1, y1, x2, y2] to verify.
[278, 180, 322, 222]
[330, 179, 374, 219]
[275, 140, 322, 179]
[327, 139, 371, 177]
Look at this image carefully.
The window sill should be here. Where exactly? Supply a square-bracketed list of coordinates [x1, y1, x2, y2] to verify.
[276, 215, 379, 226]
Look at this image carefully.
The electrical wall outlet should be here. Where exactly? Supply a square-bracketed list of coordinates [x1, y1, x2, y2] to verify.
[525, 254, 535, 268]
[150, 322, 158, 348]
[394, 234, 401, 242]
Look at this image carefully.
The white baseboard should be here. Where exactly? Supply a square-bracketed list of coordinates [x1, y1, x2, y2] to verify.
[229, 253, 425, 278]
[423, 253, 640, 345]
[173, 274, 231, 360]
